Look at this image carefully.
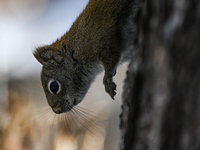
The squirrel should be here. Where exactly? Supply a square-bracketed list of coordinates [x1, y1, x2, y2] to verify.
[34, 0, 139, 114]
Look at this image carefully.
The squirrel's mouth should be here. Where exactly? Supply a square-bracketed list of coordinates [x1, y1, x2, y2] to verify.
[52, 107, 63, 114]
[51, 99, 75, 114]
[52, 105, 73, 114]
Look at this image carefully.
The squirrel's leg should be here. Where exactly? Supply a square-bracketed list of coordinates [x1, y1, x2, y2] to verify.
[102, 55, 119, 100]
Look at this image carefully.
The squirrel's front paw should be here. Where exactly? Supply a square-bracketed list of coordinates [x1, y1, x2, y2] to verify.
[103, 76, 117, 100]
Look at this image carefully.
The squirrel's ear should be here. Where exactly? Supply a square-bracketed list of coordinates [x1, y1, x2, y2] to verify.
[33, 46, 63, 66]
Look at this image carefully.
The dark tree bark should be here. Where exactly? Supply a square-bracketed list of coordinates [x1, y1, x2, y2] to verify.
[120, 0, 200, 150]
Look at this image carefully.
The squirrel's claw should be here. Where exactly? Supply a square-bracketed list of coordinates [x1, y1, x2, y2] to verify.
[103, 76, 117, 100]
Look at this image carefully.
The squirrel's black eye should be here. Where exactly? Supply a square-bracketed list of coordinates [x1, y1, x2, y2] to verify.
[48, 79, 61, 94]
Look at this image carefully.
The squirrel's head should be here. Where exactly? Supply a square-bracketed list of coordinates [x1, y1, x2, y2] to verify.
[34, 45, 94, 114]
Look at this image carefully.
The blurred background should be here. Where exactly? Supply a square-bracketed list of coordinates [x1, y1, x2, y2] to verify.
[0, 0, 128, 149]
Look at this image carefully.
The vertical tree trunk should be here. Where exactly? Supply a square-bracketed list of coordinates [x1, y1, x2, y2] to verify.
[120, 0, 200, 150]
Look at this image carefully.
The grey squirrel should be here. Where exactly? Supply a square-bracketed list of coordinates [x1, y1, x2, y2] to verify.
[34, 0, 138, 114]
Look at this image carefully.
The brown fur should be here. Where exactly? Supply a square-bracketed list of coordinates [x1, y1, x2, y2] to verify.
[34, 0, 138, 114]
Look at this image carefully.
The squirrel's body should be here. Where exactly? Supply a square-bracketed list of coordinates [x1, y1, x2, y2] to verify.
[34, 0, 138, 114]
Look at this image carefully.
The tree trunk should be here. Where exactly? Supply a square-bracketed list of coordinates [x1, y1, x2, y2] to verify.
[120, 0, 200, 150]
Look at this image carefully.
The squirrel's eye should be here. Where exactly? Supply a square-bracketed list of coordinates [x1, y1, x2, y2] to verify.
[48, 79, 61, 94]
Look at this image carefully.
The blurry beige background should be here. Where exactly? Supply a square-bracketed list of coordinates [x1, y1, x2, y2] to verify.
[0, 0, 128, 149]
